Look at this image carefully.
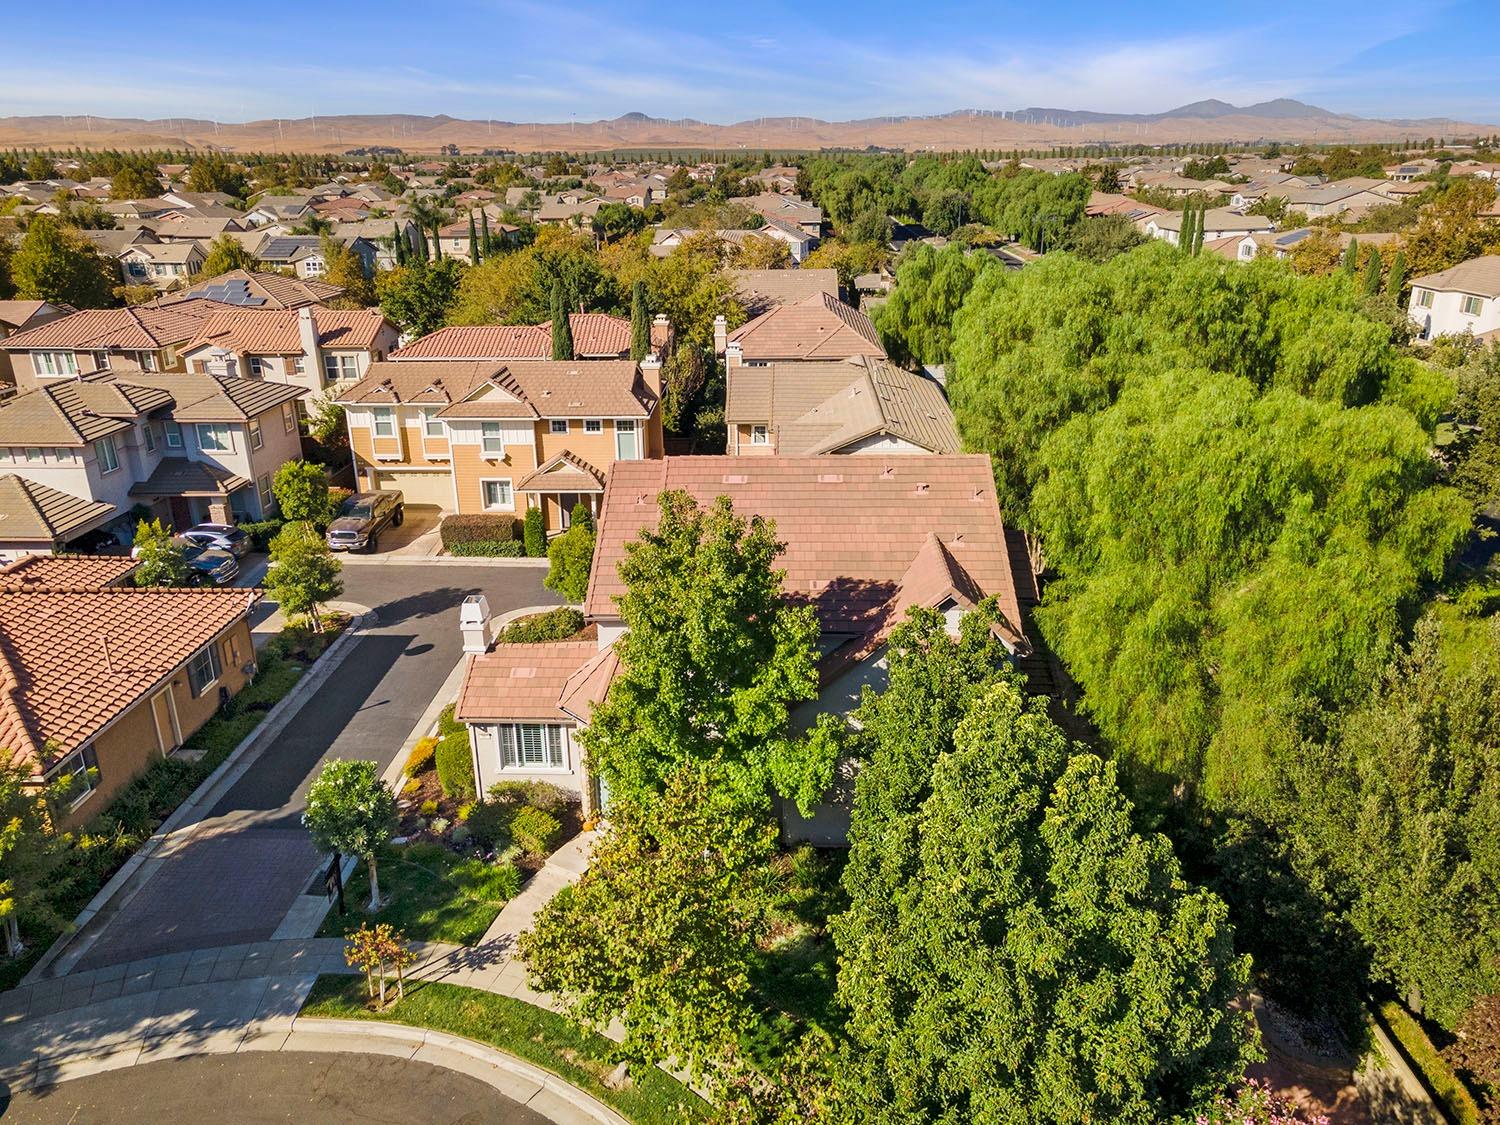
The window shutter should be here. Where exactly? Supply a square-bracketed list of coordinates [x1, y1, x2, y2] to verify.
[547, 726, 564, 767]
[499, 725, 517, 767]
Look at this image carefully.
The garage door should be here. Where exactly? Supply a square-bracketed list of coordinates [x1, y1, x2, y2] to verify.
[374, 470, 453, 510]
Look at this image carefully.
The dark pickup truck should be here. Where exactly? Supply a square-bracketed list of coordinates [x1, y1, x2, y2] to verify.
[325, 490, 404, 553]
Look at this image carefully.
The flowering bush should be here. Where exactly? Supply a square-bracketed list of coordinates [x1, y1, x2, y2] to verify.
[1199, 1079, 1329, 1125]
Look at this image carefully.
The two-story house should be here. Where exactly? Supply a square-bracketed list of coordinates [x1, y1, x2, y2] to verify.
[335, 357, 662, 530]
[1408, 255, 1500, 342]
[179, 306, 400, 398]
[254, 235, 377, 279]
[180, 269, 346, 310]
[725, 355, 960, 456]
[0, 554, 259, 828]
[0, 300, 71, 391]
[0, 369, 306, 549]
[454, 454, 1033, 841]
[389, 312, 673, 362]
[117, 241, 207, 291]
[0, 299, 224, 392]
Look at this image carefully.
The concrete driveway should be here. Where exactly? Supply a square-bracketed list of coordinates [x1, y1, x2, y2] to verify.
[68, 564, 561, 971]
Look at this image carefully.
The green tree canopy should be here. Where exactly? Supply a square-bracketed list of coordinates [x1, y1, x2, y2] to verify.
[544, 506, 595, 604]
[264, 521, 343, 631]
[199, 235, 256, 278]
[375, 258, 465, 337]
[11, 215, 114, 308]
[271, 460, 334, 525]
[580, 491, 819, 811]
[835, 681, 1258, 1124]
[302, 759, 395, 911]
[872, 242, 995, 366]
[132, 518, 190, 586]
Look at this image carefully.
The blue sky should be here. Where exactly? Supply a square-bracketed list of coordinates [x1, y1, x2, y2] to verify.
[2, 0, 1497, 126]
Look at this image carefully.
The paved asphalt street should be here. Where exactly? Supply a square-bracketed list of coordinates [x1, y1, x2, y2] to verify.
[71, 564, 561, 971]
[1, 1051, 551, 1124]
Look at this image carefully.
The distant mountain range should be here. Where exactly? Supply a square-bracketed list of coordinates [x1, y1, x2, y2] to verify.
[0, 99, 1492, 154]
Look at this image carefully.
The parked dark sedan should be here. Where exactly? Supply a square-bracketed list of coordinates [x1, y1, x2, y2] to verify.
[326, 491, 404, 553]
[181, 543, 240, 585]
[178, 522, 253, 558]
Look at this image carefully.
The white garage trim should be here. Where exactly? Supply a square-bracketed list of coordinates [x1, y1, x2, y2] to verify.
[374, 469, 454, 510]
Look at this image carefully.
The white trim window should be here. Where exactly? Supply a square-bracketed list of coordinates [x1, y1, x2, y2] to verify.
[48, 745, 100, 810]
[33, 351, 78, 377]
[481, 478, 513, 510]
[187, 642, 223, 698]
[1460, 295, 1484, 316]
[615, 418, 639, 460]
[293, 357, 307, 376]
[249, 417, 263, 450]
[750, 424, 769, 445]
[549, 419, 569, 434]
[282, 403, 297, 433]
[497, 723, 567, 770]
[25, 447, 43, 464]
[422, 410, 445, 438]
[583, 419, 602, 434]
[165, 421, 184, 448]
[324, 353, 361, 382]
[142, 423, 156, 452]
[258, 473, 273, 511]
[95, 435, 120, 474]
[1415, 288, 1434, 308]
[138, 351, 158, 372]
[197, 423, 232, 453]
[371, 407, 395, 438]
[248, 356, 269, 378]
[481, 422, 504, 456]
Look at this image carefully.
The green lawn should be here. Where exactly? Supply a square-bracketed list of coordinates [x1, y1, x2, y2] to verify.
[301, 975, 709, 1124]
[318, 841, 515, 945]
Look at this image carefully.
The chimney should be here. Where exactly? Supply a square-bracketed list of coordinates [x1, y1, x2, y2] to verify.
[460, 594, 493, 654]
[712, 314, 727, 357]
[639, 351, 663, 399]
[651, 312, 671, 362]
[298, 306, 322, 383]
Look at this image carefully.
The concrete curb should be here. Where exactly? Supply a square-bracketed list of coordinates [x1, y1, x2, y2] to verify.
[285, 1017, 632, 1125]
[336, 555, 550, 567]
[23, 609, 376, 985]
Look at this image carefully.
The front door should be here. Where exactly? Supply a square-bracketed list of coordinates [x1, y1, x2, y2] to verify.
[168, 496, 192, 530]
[150, 688, 182, 757]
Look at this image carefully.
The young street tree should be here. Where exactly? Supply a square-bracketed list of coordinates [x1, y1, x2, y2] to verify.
[271, 460, 334, 525]
[132, 518, 190, 586]
[580, 491, 820, 810]
[263, 521, 343, 631]
[199, 235, 256, 278]
[835, 681, 1259, 1123]
[0, 763, 76, 956]
[521, 763, 776, 1091]
[304, 760, 396, 911]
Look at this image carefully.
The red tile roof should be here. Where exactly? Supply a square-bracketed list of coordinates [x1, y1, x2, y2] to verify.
[0, 299, 221, 352]
[0, 583, 258, 773]
[727, 291, 884, 362]
[455, 640, 599, 723]
[585, 455, 1025, 641]
[336, 359, 656, 420]
[392, 313, 670, 360]
[183, 307, 392, 355]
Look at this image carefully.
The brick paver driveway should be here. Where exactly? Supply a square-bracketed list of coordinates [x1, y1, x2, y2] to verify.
[71, 564, 560, 971]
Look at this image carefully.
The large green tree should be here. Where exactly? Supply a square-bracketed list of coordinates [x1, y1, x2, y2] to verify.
[872, 242, 995, 367]
[11, 216, 114, 308]
[836, 681, 1258, 1124]
[0, 763, 77, 956]
[580, 491, 819, 811]
[375, 258, 464, 337]
[199, 235, 256, 278]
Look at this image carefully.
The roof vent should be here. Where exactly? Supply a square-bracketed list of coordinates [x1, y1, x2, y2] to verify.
[972, 489, 985, 502]
[914, 482, 929, 495]
[722, 474, 749, 485]
[880, 465, 895, 480]
[817, 473, 844, 484]
[510, 667, 538, 679]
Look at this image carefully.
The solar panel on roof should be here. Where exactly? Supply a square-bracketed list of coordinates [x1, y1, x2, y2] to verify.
[190, 279, 266, 307]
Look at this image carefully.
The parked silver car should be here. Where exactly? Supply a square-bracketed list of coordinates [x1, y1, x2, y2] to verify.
[178, 522, 253, 558]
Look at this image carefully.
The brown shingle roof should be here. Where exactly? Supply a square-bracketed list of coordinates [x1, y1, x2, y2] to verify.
[0, 584, 256, 771]
[726, 356, 960, 456]
[97, 370, 306, 422]
[0, 377, 169, 446]
[129, 457, 249, 498]
[585, 455, 1024, 640]
[727, 291, 884, 362]
[337, 359, 655, 420]
[455, 640, 599, 724]
[179, 269, 345, 310]
[515, 451, 606, 493]
[183, 307, 392, 355]
[0, 476, 118, 543]
[0, 300, 220, 353]
[1410, 255, 1500, 298]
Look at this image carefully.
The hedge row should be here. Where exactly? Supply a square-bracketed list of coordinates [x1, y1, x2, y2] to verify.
[441, 514, 519, 547]
[1375, 1002, 1484, 1125]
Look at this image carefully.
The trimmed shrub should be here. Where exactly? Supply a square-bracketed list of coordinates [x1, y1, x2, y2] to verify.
[450, 825, 472, 846]
[1378, 1002, 1485, 1125]
[464, 801, 511, 849]
[239, 519, 284, 551]
[440, 514, 519, 550]
[404, 736, 437, 776]
[420, 798, 439, 816]
[435, 729, 476, 800]
[523, 507, 546, 557]
[486, 779, 572, 815]
[492, 862, 523, 900]
[448, 539, 526, 557]
[511, 805, 562, 857]
[437, 703, 464, 737]
[494, 607, 585, 644]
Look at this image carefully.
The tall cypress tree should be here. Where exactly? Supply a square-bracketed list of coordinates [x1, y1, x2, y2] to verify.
[431, 220, 443, 260]
[480, 210, 492, 255]
[415, 226, 429, 263]
[1362, 246, 1384, 297]
[392, 221, 405, 267]
[468, 211, 479, 264]
[1180, 206, 1195, 254]
[629, 280, 650, 361]
[1342, 237, 1360, 278]
[550, 281, 573, 360]
[1192, 203, 1206, 256]
[1386, 250, 1408, 298]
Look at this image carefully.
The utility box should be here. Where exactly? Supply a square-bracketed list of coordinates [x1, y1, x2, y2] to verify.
[460, 594, 493, 653]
